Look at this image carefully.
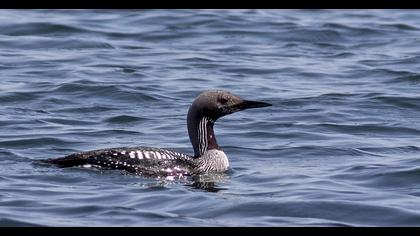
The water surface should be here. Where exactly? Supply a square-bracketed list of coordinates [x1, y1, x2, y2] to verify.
[1, 9, 420, 226]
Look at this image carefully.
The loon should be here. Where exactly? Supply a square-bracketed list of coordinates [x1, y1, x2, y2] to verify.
[41, 90, 271, 177]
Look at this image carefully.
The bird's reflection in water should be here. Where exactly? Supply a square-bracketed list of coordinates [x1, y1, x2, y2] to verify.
[186, 173, 229, 192]
[130, 172, 230, 193]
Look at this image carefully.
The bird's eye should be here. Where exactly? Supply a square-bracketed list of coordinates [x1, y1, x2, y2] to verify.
[220, 97, 228, 105]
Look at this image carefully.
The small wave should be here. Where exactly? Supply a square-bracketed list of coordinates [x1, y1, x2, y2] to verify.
[378, 23, 419, 31]
[340, 164, 389, 173]
[0, 92, 41, 104]
[373, 166, 420, 183]
[137, 31, 198, 42]
[104, 115, 147, 124]
[373, 95, 420, 110]
[121, 68, 136, 74]
[321, 23, 386, 36]
[179, 56, 216, 63]
[326, 52, 356, 58]
[40, 118, 97, 126]
[196, 200, 420, 226]
[334, 161, 420, 191]
[240, 145, 368, 158]
[388, 74, 420, 84]
[0, 149, 26, 161]
[280, 93, 362, 107]
[0, 137, 79, 148]
[0, 36, 114, 50]
[279, 29, 344, 43]
[50, 83, 159, 102]
[1, 22, 88, 36]
[360, 55, 420, 67]
[0, 218, 45, 227]
[360, 166, 420, 192]
[50, 82, 100, 93]
[351, 148, 387, 157]
[318, 123, 420, 136]
[355, 146, 420, 156]
[221, 67, 282, 75]
[51, 106, 118, 114]
[72, 129, 142, 138]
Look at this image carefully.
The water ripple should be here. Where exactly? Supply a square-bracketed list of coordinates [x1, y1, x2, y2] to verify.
[1, 22, 89, 36]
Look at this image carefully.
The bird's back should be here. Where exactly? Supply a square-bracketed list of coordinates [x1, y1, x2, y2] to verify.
[41, 147, 196, 177]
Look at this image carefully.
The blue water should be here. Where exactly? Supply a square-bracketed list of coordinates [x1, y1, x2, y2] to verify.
[1, 9, 420, 226]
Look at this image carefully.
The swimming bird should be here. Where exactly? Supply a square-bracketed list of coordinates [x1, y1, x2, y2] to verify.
[41, 90, 271, 177]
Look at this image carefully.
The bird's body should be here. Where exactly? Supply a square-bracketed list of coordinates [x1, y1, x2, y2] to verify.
[47, 146, 228, 177]
[51, 147, 196, 177]
[41, 90, 271, 177]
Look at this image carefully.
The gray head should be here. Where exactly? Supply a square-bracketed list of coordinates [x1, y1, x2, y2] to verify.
[188, 90, 271, 122]
[187, 90, 271, 157]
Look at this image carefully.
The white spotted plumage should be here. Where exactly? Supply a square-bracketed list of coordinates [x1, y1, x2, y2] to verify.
[136, 150, 143, 159]
[129, 151, 135, 158]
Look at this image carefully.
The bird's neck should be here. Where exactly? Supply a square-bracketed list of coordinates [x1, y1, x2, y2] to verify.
[188, 113, 219, 158]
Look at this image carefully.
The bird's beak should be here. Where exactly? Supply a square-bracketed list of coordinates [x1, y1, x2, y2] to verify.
[230, 99, 272, 112]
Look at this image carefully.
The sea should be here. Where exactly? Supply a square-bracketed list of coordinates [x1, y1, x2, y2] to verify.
[1, 9, 420, 226]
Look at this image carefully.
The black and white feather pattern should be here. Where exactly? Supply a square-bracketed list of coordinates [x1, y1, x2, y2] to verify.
[42, 147, 196, 177]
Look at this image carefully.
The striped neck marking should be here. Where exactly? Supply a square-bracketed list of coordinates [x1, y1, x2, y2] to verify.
[198, 116, 214, 156]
